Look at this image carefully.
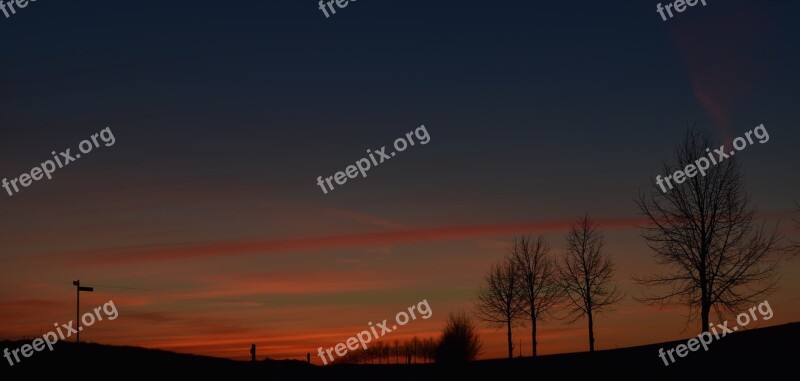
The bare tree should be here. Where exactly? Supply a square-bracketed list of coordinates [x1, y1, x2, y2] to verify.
[422, 337, 436, 363]
[411, 336, 422, 364]
[474, 257, 525, 358]
[368, 344, 376, 364]
[375, 341, 383, 364]
[558, 214, 624, 352]
[635, 129, 782, 333]
[793, 200, 800, 256]
[510, 235, 562, 357]
[403, 339, 412, 364]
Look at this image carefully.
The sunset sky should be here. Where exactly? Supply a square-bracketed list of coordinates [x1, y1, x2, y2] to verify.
[1, 0, 799, 363]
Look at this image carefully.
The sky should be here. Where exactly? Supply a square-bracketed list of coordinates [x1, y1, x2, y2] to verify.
[1, 0, 799, 363]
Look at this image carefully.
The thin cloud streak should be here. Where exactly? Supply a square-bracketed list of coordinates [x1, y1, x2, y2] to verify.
[55, 216, 647, 266]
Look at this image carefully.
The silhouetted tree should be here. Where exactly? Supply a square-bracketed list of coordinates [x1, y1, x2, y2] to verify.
[368, 344, 376, 364]
[511, 235, 562, 357]
[475, 257, 524, 358]
[635, 129, 782, 333]
[417, 339, 426, 363]
[558, 214, 624, 352]
[381, 342, 389, 364]
[403, 337, 417, 363]
[421, 338, 435, 363]
[385, 340, 393, 363]
[793, 200, 800, 256]
[375, 341, 385, 364]
[411, 336, 420, 363]
[393, 339, 401, 364]
[435, 311, 482, 364]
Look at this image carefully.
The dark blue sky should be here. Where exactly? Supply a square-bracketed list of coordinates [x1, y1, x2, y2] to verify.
[2, 1, 797, 205]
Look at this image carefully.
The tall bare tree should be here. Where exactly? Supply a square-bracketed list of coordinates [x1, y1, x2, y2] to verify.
[793, 200, 800, 256]
[635, 129, 781, 333]
[474, 257, 524, 359]
[558, 214, 624, 352]
[510, 235, 562, 357]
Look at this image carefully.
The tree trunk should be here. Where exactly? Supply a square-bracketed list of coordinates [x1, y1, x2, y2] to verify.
[586, 276, 595, 353]
[506, 319, 513, 359]
[531, 311, 538, 358]
[700, 259, 710, 333]
[587, 310, 595, 352]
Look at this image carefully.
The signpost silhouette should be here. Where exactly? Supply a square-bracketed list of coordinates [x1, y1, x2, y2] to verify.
[72, 280, 94, 343]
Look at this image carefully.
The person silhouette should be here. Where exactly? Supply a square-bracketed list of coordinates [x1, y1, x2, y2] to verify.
[250, 344, 256, 362]
[307, 352, 311, 364]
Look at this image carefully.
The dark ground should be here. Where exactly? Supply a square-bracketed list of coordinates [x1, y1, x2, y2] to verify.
[2, 322, 797, 379]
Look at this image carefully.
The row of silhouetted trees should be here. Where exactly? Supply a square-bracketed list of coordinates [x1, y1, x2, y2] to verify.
[473, 128, 792, 359]
[337, 337, 437, 364]
[474, 216, 623, 359]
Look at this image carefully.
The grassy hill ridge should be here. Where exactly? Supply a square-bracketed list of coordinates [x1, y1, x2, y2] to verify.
[2, 322, 797, 379]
